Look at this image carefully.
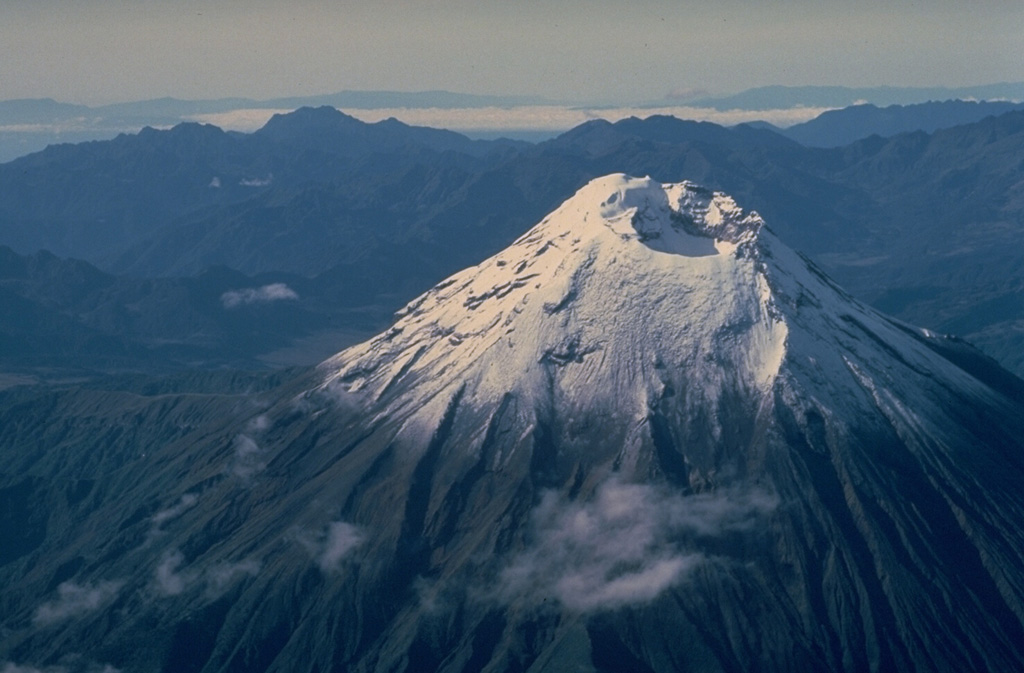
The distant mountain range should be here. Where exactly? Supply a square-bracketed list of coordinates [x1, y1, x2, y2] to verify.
[0, 91, 551, 130]
[4, 82, 1024, 162]
[686, 82, 1024, 110]
[1, 105, 1023, 380]
[770, 99, 1024, 147]
[0, 91, 549, 163]
[0, 107, 520, 263]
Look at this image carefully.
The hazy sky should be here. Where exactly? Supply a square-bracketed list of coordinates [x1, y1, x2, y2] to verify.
[3, 0, 1023, 105]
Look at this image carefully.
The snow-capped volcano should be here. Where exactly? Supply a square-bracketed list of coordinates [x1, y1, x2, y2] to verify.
[319, 174, 1004, 484]
[5, 175, 1024, 673]
[323, 175, 784, 445]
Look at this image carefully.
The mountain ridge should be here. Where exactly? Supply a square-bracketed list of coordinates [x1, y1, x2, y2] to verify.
[687, 82, 1024, 110]
[1, 107, 1023, 379]
[779, 99, 1024, 147]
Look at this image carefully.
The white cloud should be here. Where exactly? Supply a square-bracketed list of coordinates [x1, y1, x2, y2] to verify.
[228, 433, 264, 480]
[226, 416, 274, 481]
[151, 493, 198, 528]
[295, 520, 365, 572]
[239, 175, 273, 187]
[154, 549, 196, 597]
[187, 109, 292, 132]
[0, 119, 120, 134]
[5, 103, 826, 155]
[2, 663, 118, 673]
[220, 283, 299, 309]
[190, 103, 829, 136]
[318, 522, 364, 571]
[248, 414, 271, 432]
[205, 559, 261, 595]
[497, 477, 776, 612]
[33, 580, 123, 625]
[1, 664, 61, 673]
[153, 550, 261, 598]
[347, 104, 832, 131]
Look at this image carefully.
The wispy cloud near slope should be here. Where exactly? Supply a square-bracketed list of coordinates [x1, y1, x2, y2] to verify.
[33, 580, 123, 625]
[294, 520, 364, 572]
[221, 283, 298, 308]
[154, 549, 195, 596]
[497, 477, 776, 612]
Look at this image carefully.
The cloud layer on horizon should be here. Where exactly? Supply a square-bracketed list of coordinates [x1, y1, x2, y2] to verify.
[190, 104, 831, 134]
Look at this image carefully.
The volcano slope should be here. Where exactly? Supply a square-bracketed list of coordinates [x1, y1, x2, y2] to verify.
[2, 175, 1024, 673]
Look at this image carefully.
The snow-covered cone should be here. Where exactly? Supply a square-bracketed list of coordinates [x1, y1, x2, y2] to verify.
[321, 175, 785, 479]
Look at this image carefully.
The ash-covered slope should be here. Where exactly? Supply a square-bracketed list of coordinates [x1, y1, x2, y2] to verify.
[2, 175, 1024, 673]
